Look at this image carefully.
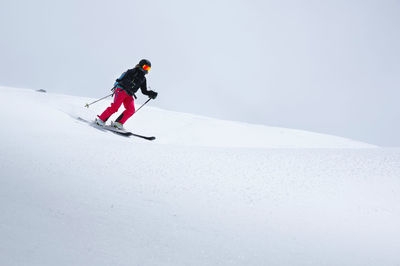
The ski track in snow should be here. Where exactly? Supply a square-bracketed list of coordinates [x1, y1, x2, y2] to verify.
[0, 87, 399, 266]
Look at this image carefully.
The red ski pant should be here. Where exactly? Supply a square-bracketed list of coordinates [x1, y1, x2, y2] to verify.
[98, 87, 135, 124]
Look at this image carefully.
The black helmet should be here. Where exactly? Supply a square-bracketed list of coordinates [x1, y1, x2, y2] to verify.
[138, 59, 151, 74]
[139, 59, 151, 67]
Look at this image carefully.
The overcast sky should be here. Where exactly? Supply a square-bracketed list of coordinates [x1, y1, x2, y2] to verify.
[1, 0, 399, 146]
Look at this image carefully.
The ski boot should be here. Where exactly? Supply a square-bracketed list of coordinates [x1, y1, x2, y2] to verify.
[111, 121, 124, 130]
[95, 118, 105, 126]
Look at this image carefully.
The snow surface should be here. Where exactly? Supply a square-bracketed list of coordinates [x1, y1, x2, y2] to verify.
[0, 86, 399, 265]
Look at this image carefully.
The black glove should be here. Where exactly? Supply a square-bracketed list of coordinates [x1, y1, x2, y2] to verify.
[148, 90, 158, 99]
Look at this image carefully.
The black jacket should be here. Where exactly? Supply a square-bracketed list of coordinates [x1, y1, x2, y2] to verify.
[116, 66, 151, 97]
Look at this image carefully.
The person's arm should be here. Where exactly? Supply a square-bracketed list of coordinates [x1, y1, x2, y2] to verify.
[140, 78, 158, 99]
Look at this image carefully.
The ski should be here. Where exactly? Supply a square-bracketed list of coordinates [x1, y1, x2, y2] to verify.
[76, 117, 156, 141]
[103, 125, 156, 140]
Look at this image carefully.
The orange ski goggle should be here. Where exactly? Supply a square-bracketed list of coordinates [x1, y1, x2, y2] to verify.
[142, 65, 151, 71]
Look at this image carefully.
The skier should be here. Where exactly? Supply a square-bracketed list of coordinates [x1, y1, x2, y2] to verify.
[95, 59, 158, 129]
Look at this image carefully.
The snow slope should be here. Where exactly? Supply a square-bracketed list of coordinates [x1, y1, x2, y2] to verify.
[0, 86, 399, 265]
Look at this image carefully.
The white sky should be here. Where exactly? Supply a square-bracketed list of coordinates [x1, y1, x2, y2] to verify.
[1, 0, 399, 146]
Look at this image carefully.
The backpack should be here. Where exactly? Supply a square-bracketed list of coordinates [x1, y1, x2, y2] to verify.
[114, 71, 127, 87]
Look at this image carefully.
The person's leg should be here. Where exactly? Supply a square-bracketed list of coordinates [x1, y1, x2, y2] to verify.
[98, 88, 127, 122]
[115, 95, 135, 124]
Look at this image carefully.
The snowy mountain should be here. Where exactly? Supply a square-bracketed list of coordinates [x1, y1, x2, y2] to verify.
[1, 86, 399, 265]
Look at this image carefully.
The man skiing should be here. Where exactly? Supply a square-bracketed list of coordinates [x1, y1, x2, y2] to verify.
[95, 59, 158, 129]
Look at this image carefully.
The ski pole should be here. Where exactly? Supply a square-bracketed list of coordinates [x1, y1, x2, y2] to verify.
[84, 93, 113, 108]
[134, 98, 152, 114]
[133, 86, 154, 114]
